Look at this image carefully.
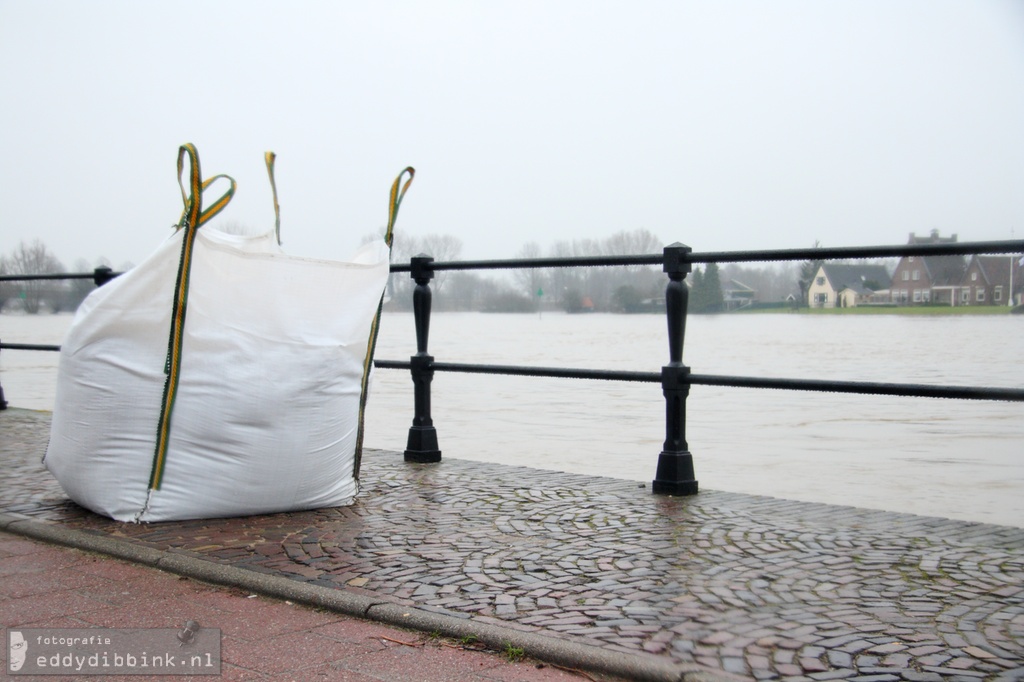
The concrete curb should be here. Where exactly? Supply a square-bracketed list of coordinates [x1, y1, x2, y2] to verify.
[0, 513, 740, 682]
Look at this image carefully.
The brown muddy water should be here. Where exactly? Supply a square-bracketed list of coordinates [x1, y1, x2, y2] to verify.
[2, 311, 1021, 526]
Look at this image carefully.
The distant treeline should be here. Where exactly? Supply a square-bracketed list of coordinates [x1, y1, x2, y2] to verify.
[2, 232, 848, 315]
[379, 229, 810, 314]
[0, 240, 132, 314]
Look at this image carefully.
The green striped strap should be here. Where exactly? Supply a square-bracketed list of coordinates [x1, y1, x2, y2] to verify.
[354, 167, 415, 478]
[151, 144, 234, 492]
[175, 174, 236, 229]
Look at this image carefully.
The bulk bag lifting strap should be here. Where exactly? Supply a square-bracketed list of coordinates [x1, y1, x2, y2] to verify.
[355, 165, 414, 476]
[153, 144, 239, 490]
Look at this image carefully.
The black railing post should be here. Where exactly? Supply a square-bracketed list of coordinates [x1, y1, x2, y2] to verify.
[93, 266, 114, 287]
[0, 342, 7, 410]
[652, 243, 699, 495]
[404, 254, 442, 463]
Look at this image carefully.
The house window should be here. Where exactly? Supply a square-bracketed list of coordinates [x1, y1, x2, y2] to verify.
[995, 286, 1003, 302]
[908, 257, 915, 263]
[902, 271, 909, 281]
[912, 270, 920, 281]
[977, 288, 985, 302]
[961, 289, 971, 303]
[922, 290, 931, 302]
[913, 289, 922, 302]
[971, 272, 978, 281]
[816, 277, 824, 285]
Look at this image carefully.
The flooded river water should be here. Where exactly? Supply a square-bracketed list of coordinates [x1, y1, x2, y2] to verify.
[2, 311, 1021, 527]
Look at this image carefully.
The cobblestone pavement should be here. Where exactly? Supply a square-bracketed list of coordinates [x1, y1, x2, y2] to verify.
[2, 408, 1022, 680]
[0, 529, 605, 681]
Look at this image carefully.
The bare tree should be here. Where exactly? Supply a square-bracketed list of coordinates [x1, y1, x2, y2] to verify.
[5, 240, 65, 313]
[380, 229, 416, 307]
[511, 241, 546, 302]
[603, 228, 662, 264]
[363, 230, 464, 308]
[601, 229, 663, 306]
[418, 234, 463, 293]
[438, 271, 493, 311]
[61, 257, 114, 311]
[0, 254, 11, 311]
[547, 240, 581, 304]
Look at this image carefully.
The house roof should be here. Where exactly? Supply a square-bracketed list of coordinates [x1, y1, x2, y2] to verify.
[838, 282, 875, 296]
[971, 255, 1024, 289]
[722, 279, 755, 293]
[906, 231, 966, 286]
[908, 230, 958, 245]
[820, 264, 891, 293]
[921, 256, 967, 286]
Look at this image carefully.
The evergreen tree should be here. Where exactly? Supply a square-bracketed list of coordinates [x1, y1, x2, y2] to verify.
[704, 262, 725, 313]
[690, 267, 706, 313]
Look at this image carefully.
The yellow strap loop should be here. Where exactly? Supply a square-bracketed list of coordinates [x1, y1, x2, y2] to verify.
[175, 144, 203, 230]
[265, 151, 282, 245]
[175, 174, 237, 230]
[384, 167, 415, 248]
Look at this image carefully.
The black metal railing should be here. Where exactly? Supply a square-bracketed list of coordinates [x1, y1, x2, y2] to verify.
[2, 241, 1023, 496]
[0, 266, 119, 287]
[377, 239, 1024, 495]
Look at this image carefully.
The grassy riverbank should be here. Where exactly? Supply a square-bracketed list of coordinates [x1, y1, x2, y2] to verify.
[739, 305, 1020, 316]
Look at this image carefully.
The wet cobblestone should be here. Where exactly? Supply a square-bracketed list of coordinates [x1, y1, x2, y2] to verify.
[1, 408, 1022, 680]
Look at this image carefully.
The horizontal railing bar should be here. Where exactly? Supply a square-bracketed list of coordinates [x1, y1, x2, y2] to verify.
[6, 346, 1015, 401]
[0, 343, 61, 351]
[688, 374, 1024, 402]
[2, 241, 1019, 280]
[389, 254, 662, 273]
[374, 359, 1024, 402]
[690, 239, 1024, 265]
[0, 272, 123, 282]
[375, 359, 660, 383]
[389, 239, 1024, 272]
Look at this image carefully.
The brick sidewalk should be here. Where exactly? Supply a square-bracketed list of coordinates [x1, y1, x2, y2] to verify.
[0, 530, 613, 681]
[1, 408, 1022, 680]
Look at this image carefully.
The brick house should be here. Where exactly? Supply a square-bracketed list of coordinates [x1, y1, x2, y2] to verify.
[889, 231, 966, 305]
[959, 255, 1024, 306]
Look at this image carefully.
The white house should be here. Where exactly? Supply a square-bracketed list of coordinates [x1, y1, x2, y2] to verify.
[807, 264, 892, 308]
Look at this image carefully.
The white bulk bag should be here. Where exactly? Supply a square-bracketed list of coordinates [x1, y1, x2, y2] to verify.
[44, 145, 413, 522]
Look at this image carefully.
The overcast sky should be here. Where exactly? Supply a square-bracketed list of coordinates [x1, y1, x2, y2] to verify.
[2, 1, 1023, 269]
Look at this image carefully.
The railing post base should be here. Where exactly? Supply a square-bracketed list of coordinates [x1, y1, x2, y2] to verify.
[405, 427, 441, 463]
[652, 365, 698, 496]
[0, 344, 7, 410]
[652, 452, 698, 496]
[404, 352, 442, 463]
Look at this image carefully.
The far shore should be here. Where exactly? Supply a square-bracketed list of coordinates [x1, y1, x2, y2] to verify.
[2, 304, 1022, 318]
[736, 304, 1021, 316]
